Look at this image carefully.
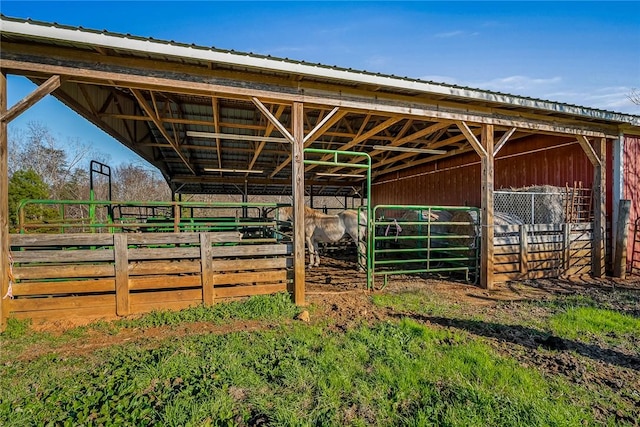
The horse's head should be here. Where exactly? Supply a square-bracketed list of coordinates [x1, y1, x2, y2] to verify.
[278, 206, 293, 222]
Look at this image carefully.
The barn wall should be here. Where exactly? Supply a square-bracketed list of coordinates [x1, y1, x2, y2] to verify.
[624, 136, 640, 269]
[372, 134, 596, 208]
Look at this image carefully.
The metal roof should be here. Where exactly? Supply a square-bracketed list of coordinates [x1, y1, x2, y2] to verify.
[1, 15, 639, 197]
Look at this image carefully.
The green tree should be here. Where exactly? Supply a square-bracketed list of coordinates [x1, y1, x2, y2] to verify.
[8, 169, 54, 232]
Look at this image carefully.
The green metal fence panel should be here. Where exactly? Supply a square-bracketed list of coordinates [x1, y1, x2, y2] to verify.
[372, 205, 480, 289]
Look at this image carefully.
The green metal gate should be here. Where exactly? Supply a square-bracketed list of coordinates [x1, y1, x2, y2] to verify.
[303, 148, 373, 288]
[372, 205, 480, 289]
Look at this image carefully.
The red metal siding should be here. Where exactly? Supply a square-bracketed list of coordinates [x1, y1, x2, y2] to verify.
[373, 134, 595, 208]
[624, 136, 640, 268]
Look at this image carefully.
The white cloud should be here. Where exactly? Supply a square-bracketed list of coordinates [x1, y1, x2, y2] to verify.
[434, 30, 465, 38]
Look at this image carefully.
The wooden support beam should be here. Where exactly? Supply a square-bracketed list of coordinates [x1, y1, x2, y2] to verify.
[292, 102, 306, 305]
[593, 137, 606, 277]
[304, 106, 340, 144]
[252, 97, 294, 143]
[0, 72, 8, 331]
[456, 121, 487, 157]
[131, 89, 196, 175]
[0, 75, 61, 123]
[480, 124, 495, 289]
[493, 127, 517, 156]
[577, 135, 602, 167]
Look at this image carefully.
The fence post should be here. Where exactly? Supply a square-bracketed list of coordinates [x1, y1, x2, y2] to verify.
[563, 223, 571, 274]
[200, 232, 214, 305]
[613, 200, 631, 278]
[519, 225, 528, 274]
[114, 234, 130, 316]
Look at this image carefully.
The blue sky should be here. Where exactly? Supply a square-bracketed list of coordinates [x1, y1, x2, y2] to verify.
[2, 1, 639, 165]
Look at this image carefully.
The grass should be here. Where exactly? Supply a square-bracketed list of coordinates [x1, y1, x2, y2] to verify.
[0, 318, 595, 426]
[1, 288, 638, 426]
[549, 306, 640, 345]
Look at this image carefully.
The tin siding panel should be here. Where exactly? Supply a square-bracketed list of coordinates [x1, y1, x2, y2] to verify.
[373, 135, 595, 209]
[624, 136, 640, 269]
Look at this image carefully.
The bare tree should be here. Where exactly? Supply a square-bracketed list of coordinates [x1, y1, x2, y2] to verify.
[629, 88, 640, 106]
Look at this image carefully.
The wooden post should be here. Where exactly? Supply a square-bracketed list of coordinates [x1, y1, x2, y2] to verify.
[292, 102, 306, 305]
[200, 232, 214, 305]
[519, 225, 528, 274]
[613, 200, 631, 278]
[0, 72, 8, 331]
[563, 223, 571, 274]
[114, 234, 130, 316]
[480, 124, 495, 289]
[173, 201, 181, 232]
[593, 137, 606, 277]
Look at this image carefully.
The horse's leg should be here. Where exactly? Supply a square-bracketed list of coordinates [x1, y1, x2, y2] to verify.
[312, 240, 321, 267]
[306, 234, 315, 269]
[356, 239, 366, 272]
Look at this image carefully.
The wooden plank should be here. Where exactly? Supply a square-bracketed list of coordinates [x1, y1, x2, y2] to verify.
[570, 240, 592, 251]
[528, 260, 563, 271]
[129, 288, 202, 305]
[212, 270, 288, 286]
[570, 231, 593, 242]
[212, 257, 292, 272]
[211, 244, 291, 258]
[495, 234, 565, 246]
[10, 294, 115, 313]
[13, 264, 115, 280]
[129, 275, 201, 290]
[128, 246, 200, 261]
[114, 234, 129, 316]
[495, 250, 562, 265]
[494, 263, 522, 274]
[125, 231, 241, 246]
[200, 233, 214, 305]
[494, 225, 520, 234]
[493, 244, 521, 255]
[10, 279, 115, 296]
[128, 260, 201, 276]
[10, 304, 117, 321]
[571, 223, 594, 231]
[11, 249, 114, 263]
[126, 232, 200, 245]
[215, 283, 288, 299]
[10, 233, 114, 247]
[567, 265, 592, 275]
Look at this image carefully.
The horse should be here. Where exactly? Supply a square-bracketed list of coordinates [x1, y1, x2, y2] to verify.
[279, 206, 367, 271]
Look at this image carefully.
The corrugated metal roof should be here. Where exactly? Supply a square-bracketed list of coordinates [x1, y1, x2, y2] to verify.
[1, 14, 639, 126]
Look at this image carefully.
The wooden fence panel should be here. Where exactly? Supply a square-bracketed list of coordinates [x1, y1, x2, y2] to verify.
[6, 231, 292, 325]
[493, 222, 593, 282]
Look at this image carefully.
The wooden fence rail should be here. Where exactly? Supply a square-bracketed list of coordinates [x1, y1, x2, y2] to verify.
[7, 231, 292, 324]
[493, 222, 593, 282]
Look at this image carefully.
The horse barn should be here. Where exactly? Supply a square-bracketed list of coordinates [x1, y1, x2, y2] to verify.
[1, 15, 640, 330]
